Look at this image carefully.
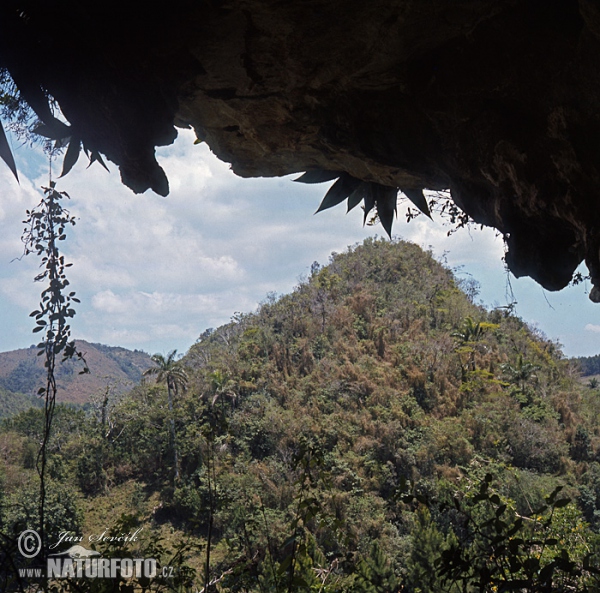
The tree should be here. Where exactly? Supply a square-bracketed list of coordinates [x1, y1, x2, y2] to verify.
[452, 317, 497, 373]
[501, 355, 540, 393]
[405, 509, 455, 593]
[208, 369, 237, 416]
[434, 475, 600, 592]
[143, 350, 188, 482]
[572, 425, 592, 462]
[352, 542, 399, 593]
[451, 316, 485, 344]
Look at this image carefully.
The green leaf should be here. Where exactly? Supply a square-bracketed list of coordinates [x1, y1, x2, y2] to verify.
[362, 184, 375, 224]
[539, 563, 556, 583]
[374, 185, 397, 237]
[59, 136, 82, 177]
[277, 556, 292, 574]
[506, 519, 523, 537]
[292, 575, 309, 588]
[508, 538, 523, 555]
[0, 118, 18, 182]
[403, 188, 432, 218]
[32, 121, 71, 140]
[315, 173, 360, 213]
[546, 485, 563, 504]
[295, 170, 341, 184]
[347, 182, 368, 212]
[87, 149, 110, 172]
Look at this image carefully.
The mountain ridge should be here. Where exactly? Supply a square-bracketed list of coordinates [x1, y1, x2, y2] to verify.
[0, 340, 152, 407]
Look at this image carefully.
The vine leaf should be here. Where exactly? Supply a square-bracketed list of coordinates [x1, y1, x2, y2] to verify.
[294, 170, 341, 184]
[60, 137, 82, 177]
[403, 188, 432, 218]
[0, 119, 18, 182]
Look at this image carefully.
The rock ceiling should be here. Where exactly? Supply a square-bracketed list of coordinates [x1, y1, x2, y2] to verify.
[1, 0, 600, 299]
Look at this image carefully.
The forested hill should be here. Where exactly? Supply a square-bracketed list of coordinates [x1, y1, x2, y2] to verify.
[0, 340, 152, 408]
[186, 236, 585, 483]
[2, 238, 600, 592]
[575, 354, 600, 377]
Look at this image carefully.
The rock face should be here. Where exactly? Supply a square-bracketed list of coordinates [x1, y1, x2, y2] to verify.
[2, 0, 600, 297]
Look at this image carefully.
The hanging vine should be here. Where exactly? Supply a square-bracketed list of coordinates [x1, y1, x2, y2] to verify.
[20, 180, 88, 577]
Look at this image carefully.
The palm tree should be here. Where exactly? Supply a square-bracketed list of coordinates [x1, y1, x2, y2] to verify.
[209, 369, 237, 413]
[451, 316, 484, 344]
[452, 317, 484, 372]
[144, 350, 188, 482]
[500, 355, 540, 392]
[452, 316, 498, 373]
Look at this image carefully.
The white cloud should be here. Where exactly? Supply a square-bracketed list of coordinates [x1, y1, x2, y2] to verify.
[585, 324, 600, 333]
[91, 290, 129, 314]
[0, 128, 598, 357]
[91, 290, 228, 317]
[83, 282, 259, 352]
[0, 270, 40, 307]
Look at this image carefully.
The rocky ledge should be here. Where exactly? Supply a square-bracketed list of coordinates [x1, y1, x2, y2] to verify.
[1, 0, 600, 298]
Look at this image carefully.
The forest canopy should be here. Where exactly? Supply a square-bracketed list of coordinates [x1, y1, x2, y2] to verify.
[2, 238, 600, 591]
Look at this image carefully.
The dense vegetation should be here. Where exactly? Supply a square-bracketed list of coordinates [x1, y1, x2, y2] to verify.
[576, 354, 600, 378]
[0, 385, 42, 420]
[2, 238, 600, 591]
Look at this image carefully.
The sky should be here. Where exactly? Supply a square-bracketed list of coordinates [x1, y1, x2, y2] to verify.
[0, 128, 598, 359]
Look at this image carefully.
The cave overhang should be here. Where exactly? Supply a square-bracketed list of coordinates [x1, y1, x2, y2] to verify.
[1, 0, 599, 299]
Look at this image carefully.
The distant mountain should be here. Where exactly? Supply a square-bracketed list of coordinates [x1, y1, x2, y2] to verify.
[0, 341, 153, 407]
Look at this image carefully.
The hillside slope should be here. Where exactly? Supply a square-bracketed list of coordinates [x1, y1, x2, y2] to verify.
[0, 340, 152, 405]
[1, 238, 599, 591]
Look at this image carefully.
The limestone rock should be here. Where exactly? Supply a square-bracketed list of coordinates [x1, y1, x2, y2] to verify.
[1, 1, 600, 296]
